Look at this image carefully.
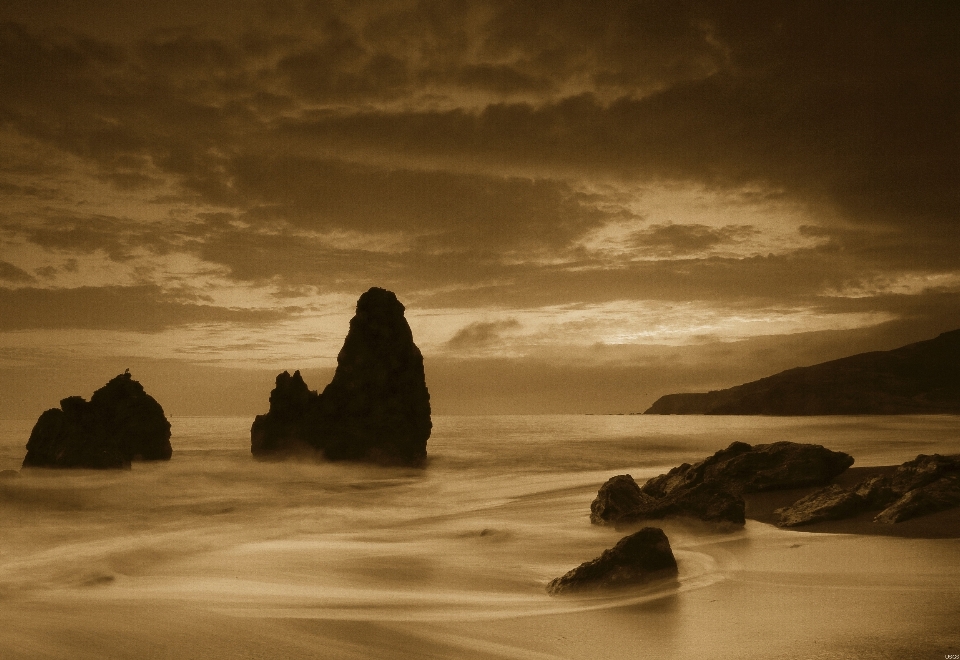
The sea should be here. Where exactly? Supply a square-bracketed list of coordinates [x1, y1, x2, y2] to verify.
[1, 415, 958, 660]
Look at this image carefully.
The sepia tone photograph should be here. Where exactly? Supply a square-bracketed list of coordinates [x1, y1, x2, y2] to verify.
[0, 1, 958, 658]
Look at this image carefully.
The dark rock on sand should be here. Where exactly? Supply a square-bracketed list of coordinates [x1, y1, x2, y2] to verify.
[546, 527, 678, 595]
[22, 372, 172, 469]
[617, 481, 746, 527]
[644, 329, 960, 415]
[251, 287, 431, 465]
[776, 453, 960, 526]
[590, 474, 656, 525]
[641, 441, 854, 497]
[591, 474, 744, 526]
[880, 453, 959, 493]
[775, 485, 867, 527]
[0, 469, 19, 479]
[873, 476, 960, 523]
[594, 441, 851, 527]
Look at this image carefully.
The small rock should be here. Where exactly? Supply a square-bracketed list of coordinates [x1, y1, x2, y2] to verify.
[590, 474, 656, 525]
[546, 527, 679, 595]
[0, 469, 19, 479]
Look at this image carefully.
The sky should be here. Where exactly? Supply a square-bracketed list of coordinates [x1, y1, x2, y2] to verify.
[0, 1, 957, 417]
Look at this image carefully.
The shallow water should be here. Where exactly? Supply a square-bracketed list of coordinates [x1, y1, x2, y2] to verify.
[1, 415, 959, 659]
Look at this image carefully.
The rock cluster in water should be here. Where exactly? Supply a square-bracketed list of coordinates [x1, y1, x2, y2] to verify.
[546, 527, 678, 595]
[591, 441, 853, 526]
[776, 453, 960, 526]
[251, 287, 432, 465]
[22, 372, 172, 469]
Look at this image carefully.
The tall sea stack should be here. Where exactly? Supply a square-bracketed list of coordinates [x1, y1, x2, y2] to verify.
[251, 287, 432, 465]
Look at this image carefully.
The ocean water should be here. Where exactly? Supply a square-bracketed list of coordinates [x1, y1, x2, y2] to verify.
[1, 415, 959, 659]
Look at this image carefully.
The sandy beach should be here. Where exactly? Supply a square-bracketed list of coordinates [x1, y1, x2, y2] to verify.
[2, 415, 959, 659]
[3, 512, 957, 660]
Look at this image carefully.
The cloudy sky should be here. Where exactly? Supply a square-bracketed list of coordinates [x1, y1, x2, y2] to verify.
[0, 1, 957, 417]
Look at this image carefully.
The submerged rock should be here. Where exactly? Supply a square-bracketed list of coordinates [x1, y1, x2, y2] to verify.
[641, 441, 854, 497]
[22, 372, 172, 469]
[251, 287, 432, 465]
[775, 453, 960, 526]
[546, 527, 678, 595]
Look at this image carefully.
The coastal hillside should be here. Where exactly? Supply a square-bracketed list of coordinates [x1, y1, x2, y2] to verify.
[644, 329, 960, 415]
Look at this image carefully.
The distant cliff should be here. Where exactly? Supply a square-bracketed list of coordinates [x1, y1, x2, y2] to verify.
[644, 329, 960, 415]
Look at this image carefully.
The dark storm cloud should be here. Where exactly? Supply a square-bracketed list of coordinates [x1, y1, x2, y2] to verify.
[0, 211, 203, 267]
[798, 224, 960, 274]
[0, 285, 290, 332]
[631, 223, 760, 256]
[0, 2, 955, 320]
[3, 214, 163, 261]
[0, 260, 34, 282]
[282, 73, 956, 233]
[3, 2, 955, 243]
[269, 1, 956, 242]
[276, 20, 411, 102]
[228, 156, 605, 248]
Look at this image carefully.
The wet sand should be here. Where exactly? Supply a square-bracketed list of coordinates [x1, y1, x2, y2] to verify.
[3, 517, 957, 660]
[2, 415, 959, 659]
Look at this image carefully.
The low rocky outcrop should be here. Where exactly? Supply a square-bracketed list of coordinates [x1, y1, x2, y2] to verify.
[592, 474, 744, 526]
[251, 287, 431, 465]
[591, 442, 851, 527]
[872, 476, 960, 523]
[22, 372, 172, 469]
[641, 441, 854, 497]
[546, 527, 678, 595]
[776, 453, 960, 526]
[644, 329, 960, 415]
[774, 485, 867, 526]
[617, 481, 746, 527]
